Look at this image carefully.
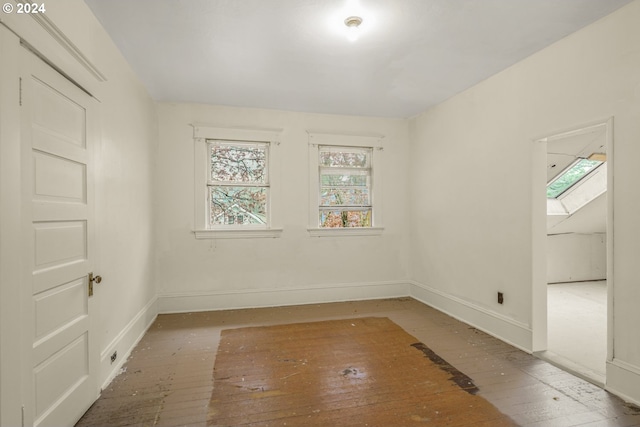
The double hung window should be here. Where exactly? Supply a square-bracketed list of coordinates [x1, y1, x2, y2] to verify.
[307, 132, 383, 236]
[208, 141, 269, 226]
[193, 125, 282, 239]
[318, 146, 372, 228]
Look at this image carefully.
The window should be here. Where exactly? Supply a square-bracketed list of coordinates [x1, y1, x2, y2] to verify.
[318, 146, 372, 228]
[547, 158, 604, 199]
[193, 125, 282, 239]
[308, 131, 383, 236]
[209, 141, 269, 226]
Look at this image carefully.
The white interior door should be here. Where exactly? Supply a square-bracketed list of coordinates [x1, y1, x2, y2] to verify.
[21, 47, 99, 427]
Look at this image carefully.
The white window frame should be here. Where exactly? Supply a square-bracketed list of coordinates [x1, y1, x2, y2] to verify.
[307, 131, 384, 237]
[193, 125, 283, 239]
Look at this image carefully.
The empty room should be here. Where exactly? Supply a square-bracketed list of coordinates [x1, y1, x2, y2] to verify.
[2, 0, 640, 426]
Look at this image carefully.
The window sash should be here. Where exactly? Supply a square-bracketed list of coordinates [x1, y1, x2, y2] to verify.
[208, 140, 269, 185]
[318, 145, 371, 169]
[546, 158, 603, 199]
[319, 188, 371, 208]
[319, 209, 372, 228]
[209, 185, 269, 226]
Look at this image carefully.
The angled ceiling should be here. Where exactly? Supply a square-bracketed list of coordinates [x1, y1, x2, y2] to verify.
[84, 0, 632, 118]
[546, 124, 607, 183]
[546, 124, 608, 235]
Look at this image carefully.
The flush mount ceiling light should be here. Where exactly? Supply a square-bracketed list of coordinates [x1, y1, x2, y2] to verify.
[344, 15, 363, 41]
[344, 15, 363, 28]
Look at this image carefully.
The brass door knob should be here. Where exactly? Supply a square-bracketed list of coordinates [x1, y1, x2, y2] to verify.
[89, 273, 102, 284]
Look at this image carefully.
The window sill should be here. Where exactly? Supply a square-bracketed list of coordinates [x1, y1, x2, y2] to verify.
[194, 228, 283, 239]
[307, 227, 384, 237]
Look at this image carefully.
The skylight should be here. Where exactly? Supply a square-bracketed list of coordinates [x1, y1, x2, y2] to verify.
[547, 158, 603, 198]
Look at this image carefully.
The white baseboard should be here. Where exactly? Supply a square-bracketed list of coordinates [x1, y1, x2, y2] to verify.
[157, 281, 532, 353]
[606, 359, 640, 406]
[410, 280, 532, 353]
[99, 296, 158, 390]
[158, 281, 410, 314]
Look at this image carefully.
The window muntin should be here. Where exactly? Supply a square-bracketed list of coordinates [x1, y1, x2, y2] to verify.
[208, 141, 269, 227]
[546, 158, 603, 199]
[318, 145, 372, 228]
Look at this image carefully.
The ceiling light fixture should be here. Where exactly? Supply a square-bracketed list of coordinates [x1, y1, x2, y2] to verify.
[344, 15, 363, 42]
[344, 15, 363, 28]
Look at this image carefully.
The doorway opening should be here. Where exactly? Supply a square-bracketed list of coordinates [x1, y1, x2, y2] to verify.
[532, 119, 613, 387]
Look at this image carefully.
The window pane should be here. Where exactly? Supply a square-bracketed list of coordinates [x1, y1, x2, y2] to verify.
[319, 149, 369, 168]
[320, 171, 368, 187]
[319, 210, 371, 228]
[211, 144, 267, 183]
[320, 188, 370, 206]
[547, 159, 603, 198]
[210, 186, 267, 225]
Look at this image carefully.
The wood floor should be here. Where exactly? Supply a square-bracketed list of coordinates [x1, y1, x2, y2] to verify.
[210, 316, 516, 426]
[76, 298, 640, 427]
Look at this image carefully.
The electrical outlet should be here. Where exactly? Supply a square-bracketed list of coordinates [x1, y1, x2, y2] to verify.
[497, 292, 504, 304]
[110, 351, 117, 364]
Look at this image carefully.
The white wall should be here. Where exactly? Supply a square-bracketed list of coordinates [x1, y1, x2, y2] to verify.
[86, 37, 158, 390]
[547, 234, 606, 283]
[409, 0, 640, 403]
[53, 0, 159, 389]
[0, 1, 158, 422]
[155, 103, 411, 311]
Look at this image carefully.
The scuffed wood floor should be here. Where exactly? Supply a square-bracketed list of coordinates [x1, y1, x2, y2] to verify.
[209, 316, 516, 426]
[76, 298, 640, 427]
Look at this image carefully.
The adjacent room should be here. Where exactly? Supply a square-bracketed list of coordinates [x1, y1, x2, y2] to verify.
[543, 123, 609, 385]
[2, 1, 640, 426]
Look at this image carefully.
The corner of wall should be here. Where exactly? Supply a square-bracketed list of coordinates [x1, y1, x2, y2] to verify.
[99, 297, 159, 390]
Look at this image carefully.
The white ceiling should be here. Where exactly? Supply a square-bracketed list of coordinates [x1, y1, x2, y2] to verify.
[84, 0, 632, 118]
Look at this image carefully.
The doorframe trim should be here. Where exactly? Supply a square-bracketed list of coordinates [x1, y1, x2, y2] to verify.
[0, 25, 25, 427]
[531, 117, 614, 375]
[0, 4, 107, 99]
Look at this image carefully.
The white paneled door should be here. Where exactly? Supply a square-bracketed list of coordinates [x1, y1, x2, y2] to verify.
[21, 48, 99, 427]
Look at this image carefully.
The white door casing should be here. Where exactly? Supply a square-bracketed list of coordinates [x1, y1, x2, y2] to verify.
[20, 47, 99, 427]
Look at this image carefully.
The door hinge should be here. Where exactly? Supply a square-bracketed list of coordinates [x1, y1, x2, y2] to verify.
[21, 405, 25, 427]
[19, 77, 22, 106]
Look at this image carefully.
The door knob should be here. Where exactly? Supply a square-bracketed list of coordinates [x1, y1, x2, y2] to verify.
[88, 272, 102, 296]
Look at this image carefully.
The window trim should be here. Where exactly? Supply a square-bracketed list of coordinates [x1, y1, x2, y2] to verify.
[193, 125, 283, 239]
[307, 131, 384, 237]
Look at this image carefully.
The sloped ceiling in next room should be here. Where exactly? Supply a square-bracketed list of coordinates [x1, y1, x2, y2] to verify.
[546, 125, 607, 235]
